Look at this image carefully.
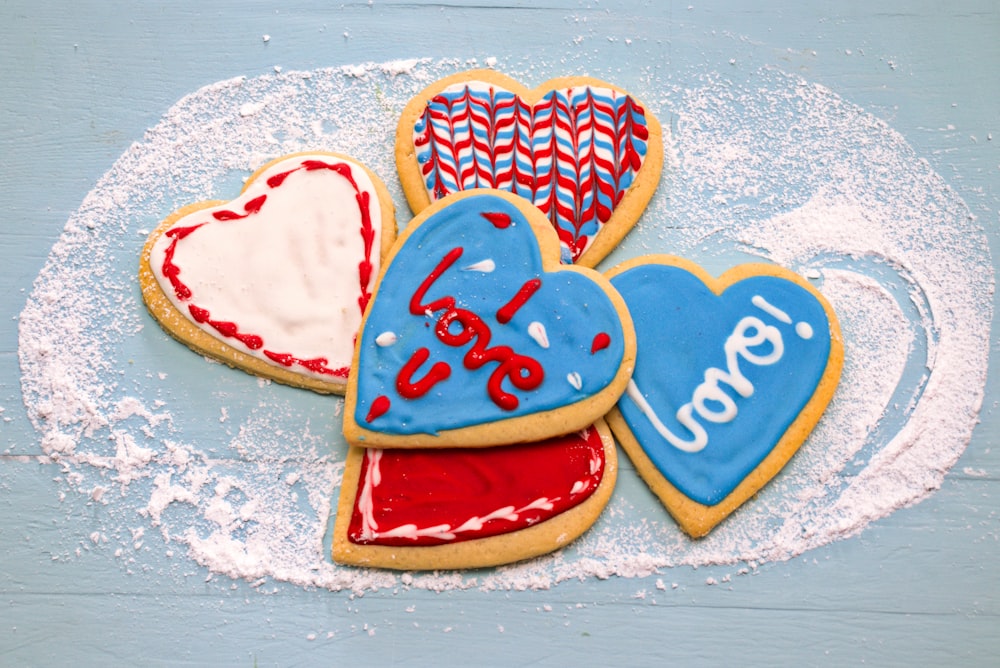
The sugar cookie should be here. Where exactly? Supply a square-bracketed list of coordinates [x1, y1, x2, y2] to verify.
[333, 419, 617, 570]
[343, 189, 636, 448]
[605, 255, 843, 537]
[139, 152, 395, 394]
[395, 69, 663, 267]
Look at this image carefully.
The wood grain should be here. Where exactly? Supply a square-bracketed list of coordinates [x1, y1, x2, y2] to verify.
[1, 1, 997, 664]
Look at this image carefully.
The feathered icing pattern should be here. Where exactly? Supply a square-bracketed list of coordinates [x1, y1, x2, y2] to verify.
[414, 83, 649, 263]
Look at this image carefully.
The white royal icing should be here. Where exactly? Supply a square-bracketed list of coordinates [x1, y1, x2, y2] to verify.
[150, 155, 382, 380]
[527, 321, 550, 349]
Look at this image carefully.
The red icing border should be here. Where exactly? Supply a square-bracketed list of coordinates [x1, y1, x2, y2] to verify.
[159, 158, 375, 379]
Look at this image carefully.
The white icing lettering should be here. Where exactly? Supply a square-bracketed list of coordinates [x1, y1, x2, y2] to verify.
[628, 299, 809, 453]
[752, 294, 791, 324]
[626, 380, 708, 453]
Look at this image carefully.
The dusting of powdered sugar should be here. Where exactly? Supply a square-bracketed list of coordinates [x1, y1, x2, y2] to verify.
[17, 57, 992, 592]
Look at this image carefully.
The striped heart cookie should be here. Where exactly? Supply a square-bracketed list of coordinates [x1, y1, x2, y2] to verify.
[396, 70, 663, 267]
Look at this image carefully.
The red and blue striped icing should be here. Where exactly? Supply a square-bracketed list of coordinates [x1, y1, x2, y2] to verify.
[413, 82, 649, 264]
[353, 193, 626, 435]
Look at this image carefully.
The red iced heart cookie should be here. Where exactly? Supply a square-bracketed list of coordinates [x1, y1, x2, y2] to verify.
[396, 69, 663, 267]
[332, 419, 617, 570]
[139, 152, 396, 394]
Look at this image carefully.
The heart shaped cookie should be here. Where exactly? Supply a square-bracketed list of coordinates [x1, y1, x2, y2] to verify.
[139, 152, 396, 394]
[395, 69, 663, 268]
[343, 190, 636, 448]
[605, 255, 843, 537]
[332, 419, 617, 570]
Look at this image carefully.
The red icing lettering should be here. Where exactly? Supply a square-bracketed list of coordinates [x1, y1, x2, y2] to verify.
[348, 426, 606, 546]
[436, 308, 543, 410]
[401, 248, 544, 410]
[397, 347, 451, 398]
[410, 247, 463, 315]
[591, 332, 611, 353]
[496, 278, 541, 324]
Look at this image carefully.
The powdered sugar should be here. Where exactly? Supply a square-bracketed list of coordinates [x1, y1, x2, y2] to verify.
[17, 58, 992, 592]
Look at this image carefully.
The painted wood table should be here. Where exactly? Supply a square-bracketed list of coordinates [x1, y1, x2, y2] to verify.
[2, 2, 998, 665]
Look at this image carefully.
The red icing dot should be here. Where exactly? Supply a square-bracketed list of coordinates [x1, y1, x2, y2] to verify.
[481, 212, 512, 228]
[243, 194, 267, 215]
[188, 304, 210, 323]
[591, 332, 611, 354]
[366, 395, 391, 423]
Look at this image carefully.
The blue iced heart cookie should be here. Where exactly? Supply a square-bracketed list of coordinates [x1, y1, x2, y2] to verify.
[606, 255, 843, 537]
[343, 190, 635, 449]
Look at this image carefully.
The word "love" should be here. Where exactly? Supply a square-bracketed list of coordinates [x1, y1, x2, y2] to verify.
[626, 295, 815, 453]
[394, 245, 546, 411]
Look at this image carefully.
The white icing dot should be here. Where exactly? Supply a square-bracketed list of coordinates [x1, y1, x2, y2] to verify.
[462, 259, 496, 273]
[796, 321, 814, 339]
[375, 331, 398, 347]
[567, 372, 583, 391]
[527, 321, 549, 348]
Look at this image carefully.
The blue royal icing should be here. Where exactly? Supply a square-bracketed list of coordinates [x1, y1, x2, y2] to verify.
[610, 262, 834, 506]
[355, 194, 626, 435]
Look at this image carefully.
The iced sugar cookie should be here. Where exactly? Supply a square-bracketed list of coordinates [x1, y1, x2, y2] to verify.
[343, 189, 636, 448]
[605, 255, 844, 537]
[139, 152, 396, 394]
[396, 69, 663, 268]
[332, 419, 617, 570]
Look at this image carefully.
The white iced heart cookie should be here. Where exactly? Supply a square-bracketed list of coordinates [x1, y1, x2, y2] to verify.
[139, 152, 396, 394]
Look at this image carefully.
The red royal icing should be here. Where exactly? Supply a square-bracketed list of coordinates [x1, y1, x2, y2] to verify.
[591, 332, 611, 354]
[390, 246, 544, 412]
[188, 304, 263, 350]
[366, 395, 391, 423]
[496, 278, 542, 324]
[348, 426, 607, 546]
[481, 211, 512, 229]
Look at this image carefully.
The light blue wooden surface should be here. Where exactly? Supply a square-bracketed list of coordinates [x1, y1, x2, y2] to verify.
[2, 1, 998, 665]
